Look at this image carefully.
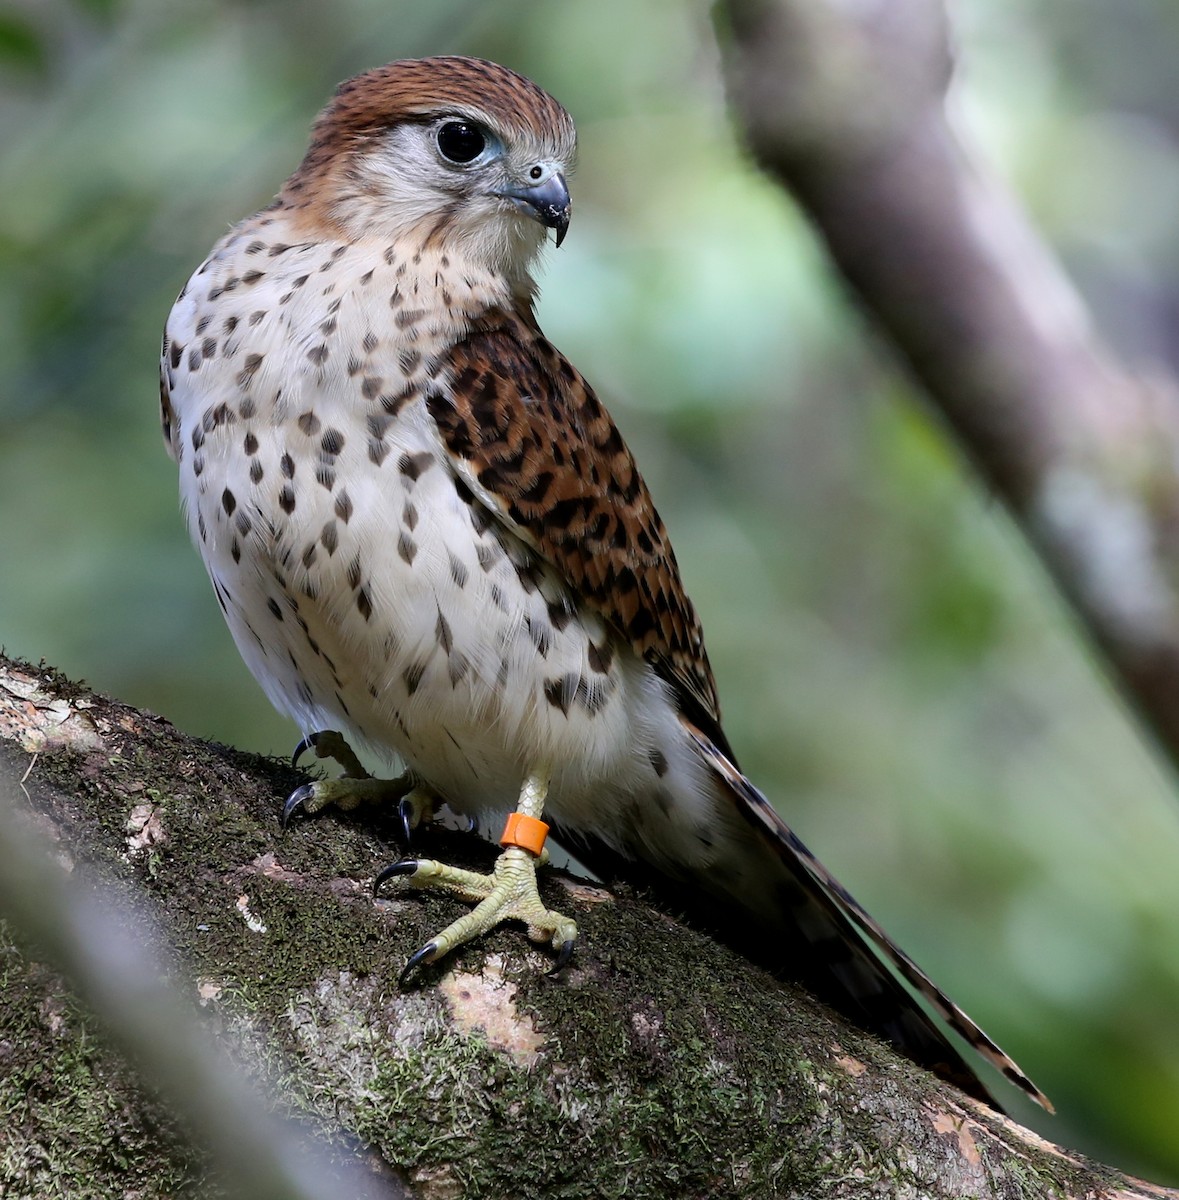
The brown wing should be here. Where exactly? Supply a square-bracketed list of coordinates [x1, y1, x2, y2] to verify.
[426, 305, 723, 733]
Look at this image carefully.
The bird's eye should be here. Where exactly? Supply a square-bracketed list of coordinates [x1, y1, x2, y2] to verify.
[436, 121, 487, 164]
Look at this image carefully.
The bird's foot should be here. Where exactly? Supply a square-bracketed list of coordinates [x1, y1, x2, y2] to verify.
[374, 765, 576, 981]
[377, 847, 577, 983]
[282, 728, 435, 842]
[291, 729, 368, 778]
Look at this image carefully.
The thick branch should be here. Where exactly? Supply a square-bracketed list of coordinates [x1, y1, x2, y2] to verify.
[719, 0, 1179, 768]
[0, 653, 1169, 1198]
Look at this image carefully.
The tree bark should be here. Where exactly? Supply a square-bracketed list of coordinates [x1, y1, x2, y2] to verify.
[0, 653, 1171, 1198]
[718, 0, 1179, 776]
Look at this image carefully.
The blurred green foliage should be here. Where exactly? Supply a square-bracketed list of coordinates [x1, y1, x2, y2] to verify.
[3, 0, 1179, 1181]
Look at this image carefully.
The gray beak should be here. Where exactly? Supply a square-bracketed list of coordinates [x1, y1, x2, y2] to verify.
[503, 172, 571, 247]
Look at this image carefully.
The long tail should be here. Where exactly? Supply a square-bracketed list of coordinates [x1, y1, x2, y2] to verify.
[686, 724, 1051, 1111]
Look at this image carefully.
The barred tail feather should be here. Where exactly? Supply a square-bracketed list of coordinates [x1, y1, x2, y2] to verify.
[686, 726, 1052, 1112]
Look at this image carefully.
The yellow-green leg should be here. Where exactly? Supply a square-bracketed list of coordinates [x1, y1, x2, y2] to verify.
[282, 729, 436, 844]
[375, 766, 578, 982]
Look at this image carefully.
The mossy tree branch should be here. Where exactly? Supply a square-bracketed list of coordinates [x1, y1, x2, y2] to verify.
[0, 653, 1171, 1198]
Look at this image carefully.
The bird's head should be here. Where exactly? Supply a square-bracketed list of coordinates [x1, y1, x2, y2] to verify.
[282, 56, 576, 285]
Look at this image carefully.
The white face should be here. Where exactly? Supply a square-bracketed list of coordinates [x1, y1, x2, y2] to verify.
[336, 111, 572, 278]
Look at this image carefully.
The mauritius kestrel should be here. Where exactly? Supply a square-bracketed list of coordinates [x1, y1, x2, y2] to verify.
[160, 55, 1048, 1111]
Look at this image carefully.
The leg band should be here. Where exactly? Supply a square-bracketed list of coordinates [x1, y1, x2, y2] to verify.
[499, 812, 549, 856]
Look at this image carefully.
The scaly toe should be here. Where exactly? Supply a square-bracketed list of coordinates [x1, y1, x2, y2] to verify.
[379, 847, 578, 979]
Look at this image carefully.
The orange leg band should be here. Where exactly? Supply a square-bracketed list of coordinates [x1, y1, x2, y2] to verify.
[500, 812, 549, 856]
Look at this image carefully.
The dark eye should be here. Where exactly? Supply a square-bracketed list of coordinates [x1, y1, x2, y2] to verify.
[436, 121, 486, 164]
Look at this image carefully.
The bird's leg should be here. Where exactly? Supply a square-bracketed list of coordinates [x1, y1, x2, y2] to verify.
[282, 729, 436, 845]
[376, 764, 577, 983]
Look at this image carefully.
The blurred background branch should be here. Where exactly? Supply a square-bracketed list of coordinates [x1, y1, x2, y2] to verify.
[4, 0, 1179, 1183]
[720, 0, 1179, 769]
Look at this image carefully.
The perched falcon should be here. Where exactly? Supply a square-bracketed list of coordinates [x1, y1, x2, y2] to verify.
[160, 55, 1049, 1111]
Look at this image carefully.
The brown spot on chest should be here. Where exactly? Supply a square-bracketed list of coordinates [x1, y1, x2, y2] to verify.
[434, 609, 453, 653]
[395, 308, 426, 330]
[237, 352, 264, 388]
[398, 451, 434, 481]
[447, 551, 469, 589]
[587, 640, 614, 675]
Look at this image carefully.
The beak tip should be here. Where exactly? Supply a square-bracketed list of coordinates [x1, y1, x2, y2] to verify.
[503, 171, 572, 248]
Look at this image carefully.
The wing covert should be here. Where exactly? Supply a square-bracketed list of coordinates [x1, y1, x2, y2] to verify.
[426, 306, 722, 731]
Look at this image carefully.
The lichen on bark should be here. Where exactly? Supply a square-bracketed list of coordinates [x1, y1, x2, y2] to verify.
[0, 654, 1166, 1198]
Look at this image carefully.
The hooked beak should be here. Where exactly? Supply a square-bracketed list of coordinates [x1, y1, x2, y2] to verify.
[500, 171, 571, 247]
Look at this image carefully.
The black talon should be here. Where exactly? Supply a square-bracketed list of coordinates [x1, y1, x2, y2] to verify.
[399, 942, 438, 987]
[373, 858, 419, 894]
[290, 733, 318, 768]
[548, 938, 576, 976]
[398, 796, 417, 847]
[281, 783, 315, 830]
